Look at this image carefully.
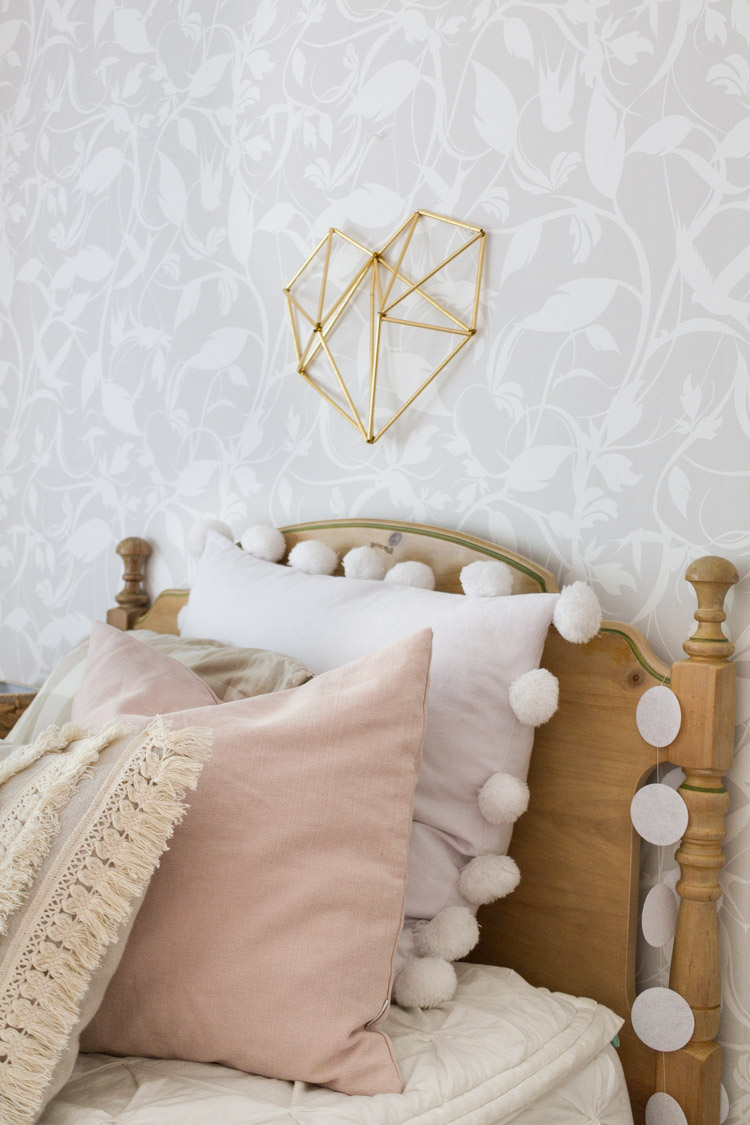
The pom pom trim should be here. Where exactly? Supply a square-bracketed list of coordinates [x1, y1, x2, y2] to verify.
[460, 559, 514, 598]
[239, 525, 286, 563]
[458, 853, 521, 906]
[287, 539, 338, 576]
[413, 906, 480, 961]
[553, 581, 602, 644]
[477, 772, 529, 826]
[508, 668, 559, 727]
[393, 956, 458, 1009]
[342, 545, 387, 581]
[384, 561, 436, 590]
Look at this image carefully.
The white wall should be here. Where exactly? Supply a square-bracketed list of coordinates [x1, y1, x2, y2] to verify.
[3, 0, 750, 1113]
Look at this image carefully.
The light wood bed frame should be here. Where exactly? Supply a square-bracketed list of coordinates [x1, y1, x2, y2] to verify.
[106, 519, 738, 1125]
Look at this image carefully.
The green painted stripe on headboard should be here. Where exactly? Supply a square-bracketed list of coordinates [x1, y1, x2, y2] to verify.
[600, 626, 671, 685]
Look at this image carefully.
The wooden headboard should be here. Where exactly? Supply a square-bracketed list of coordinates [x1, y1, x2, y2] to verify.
[107, 519, 737, 1125]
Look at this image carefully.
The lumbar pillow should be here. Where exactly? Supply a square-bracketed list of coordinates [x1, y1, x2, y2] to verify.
[6, 631, 311, 748]
[0, 716, 211, 1125]
[178, 532, 567, 1003]
[74, 622, 432, 1095]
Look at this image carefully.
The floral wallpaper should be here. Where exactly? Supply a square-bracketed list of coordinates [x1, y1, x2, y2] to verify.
[2, 0, 750, 1113]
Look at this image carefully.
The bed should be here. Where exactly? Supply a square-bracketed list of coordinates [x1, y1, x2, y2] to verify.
[7, 519, 737, 1125]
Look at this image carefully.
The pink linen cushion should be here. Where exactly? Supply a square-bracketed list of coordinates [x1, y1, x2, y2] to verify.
[73, 622, 432, 1096]
[178, 533, 559, 976]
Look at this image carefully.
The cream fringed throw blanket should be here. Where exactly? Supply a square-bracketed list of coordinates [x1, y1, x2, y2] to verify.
[0, 719, 213, 1125]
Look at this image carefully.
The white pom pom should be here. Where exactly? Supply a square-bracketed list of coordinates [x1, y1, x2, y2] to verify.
[189, 517, 233, 557]
[458, 854, 521, 907]
[384, 560, 435, 590]
[478, 772, 530, 825]
[393, 956, 457, 1009]
[342, 545, 387, 581]
[287, 539, 338, 576]
[413, 907, 479, 961]
[509, 668, 559, 726]
[240, 525, 286, 563]
[553, 581, 602, 644]
[460, 559, 514, 597]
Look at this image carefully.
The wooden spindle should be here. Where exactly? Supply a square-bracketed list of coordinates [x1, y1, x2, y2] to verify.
[106, 537, 152, 631]
[660, 556, 738, 1122]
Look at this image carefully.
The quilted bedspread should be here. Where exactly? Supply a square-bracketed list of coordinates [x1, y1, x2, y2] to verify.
[42, 964, 631, 1125]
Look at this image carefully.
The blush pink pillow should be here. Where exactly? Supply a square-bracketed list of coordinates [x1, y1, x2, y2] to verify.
[73, 622, 432, 1096]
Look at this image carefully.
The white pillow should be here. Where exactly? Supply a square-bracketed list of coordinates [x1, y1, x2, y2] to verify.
[180, 532, 559, 1002]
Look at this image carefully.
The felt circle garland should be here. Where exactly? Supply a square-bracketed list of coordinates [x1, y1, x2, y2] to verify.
[660, 765, 685, 789]
[629, 685, 695, 1064]
[641, 883, 679, 948]
[631, 987, 694, 1052]
[636, 685, 682, 748]
[645, 1092, 688, 1125]
[630, 782, 688, 847]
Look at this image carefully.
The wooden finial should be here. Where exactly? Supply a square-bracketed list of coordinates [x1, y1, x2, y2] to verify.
[683, 555, 739, 660]
[106, 536, 151, 631]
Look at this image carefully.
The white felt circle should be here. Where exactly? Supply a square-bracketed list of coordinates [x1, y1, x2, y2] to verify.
[645, 1093, 688, 1125]
[720, 1084, 729, 1124]
[630, 784, 688, 846]
[642, 883, 679, 948]
[664, 866, 680, 891]
[632, 988, 694, 1051]
[661, 766, 685, 790]
[636, 686, 682, 748]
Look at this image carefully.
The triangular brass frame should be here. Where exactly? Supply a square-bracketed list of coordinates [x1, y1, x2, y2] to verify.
[283, 210, 486, 443]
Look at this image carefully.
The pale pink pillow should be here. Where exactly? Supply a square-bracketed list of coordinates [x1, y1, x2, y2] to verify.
[73, 623, 432, 1096]
[179, 534, 560, 987]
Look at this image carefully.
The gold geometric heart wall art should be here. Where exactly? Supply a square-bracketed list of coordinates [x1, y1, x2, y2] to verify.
[283, 210, 486, 443]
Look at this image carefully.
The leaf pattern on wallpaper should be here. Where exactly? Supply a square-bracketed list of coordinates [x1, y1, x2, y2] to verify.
[2, 2, 750, 1113]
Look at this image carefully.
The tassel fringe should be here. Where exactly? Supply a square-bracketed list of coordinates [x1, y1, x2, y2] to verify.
[0, 724, 89, 788]
[0, 718, 213, 1125]
[0, 723, 133, 936]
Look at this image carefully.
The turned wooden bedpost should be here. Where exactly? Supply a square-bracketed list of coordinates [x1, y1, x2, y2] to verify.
[106, 537, 151, 630]
[659, 556, 739, 1122]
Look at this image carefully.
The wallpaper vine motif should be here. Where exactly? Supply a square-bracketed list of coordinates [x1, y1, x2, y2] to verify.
[2, 0, 750, 1114]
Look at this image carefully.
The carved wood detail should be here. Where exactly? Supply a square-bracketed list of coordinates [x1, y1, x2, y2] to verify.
[106, 537, 152, 631]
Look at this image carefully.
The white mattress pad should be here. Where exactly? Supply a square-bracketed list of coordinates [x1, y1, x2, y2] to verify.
[43, 963, 627, 1125]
